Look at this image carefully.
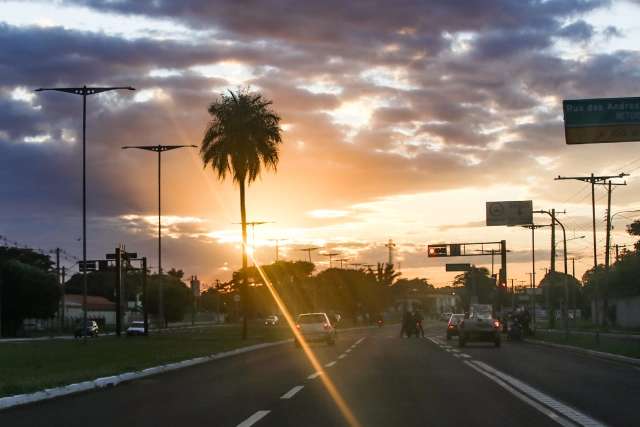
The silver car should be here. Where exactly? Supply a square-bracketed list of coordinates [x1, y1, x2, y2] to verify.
[294, 312, 336, 346]
[458, 304, 501, 347]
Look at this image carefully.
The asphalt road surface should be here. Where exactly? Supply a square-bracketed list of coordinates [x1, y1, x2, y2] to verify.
[1, 321, 637, 427]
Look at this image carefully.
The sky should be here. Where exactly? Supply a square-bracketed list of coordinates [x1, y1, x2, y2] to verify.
[2, 0, 640, 288]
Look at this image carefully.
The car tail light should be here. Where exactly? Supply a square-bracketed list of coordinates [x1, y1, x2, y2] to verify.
[448, 325, 454, 329]
[296, 324, 300, 329]
[493, 320, 500, 328]
[323, 323, 330, 329]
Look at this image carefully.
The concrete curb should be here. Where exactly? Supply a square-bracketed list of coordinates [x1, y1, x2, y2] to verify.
[0, 339, 291, 411]
[526, 338, 640, 366]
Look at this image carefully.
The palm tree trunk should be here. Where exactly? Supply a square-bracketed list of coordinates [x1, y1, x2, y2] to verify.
[240, 177, 248, 340]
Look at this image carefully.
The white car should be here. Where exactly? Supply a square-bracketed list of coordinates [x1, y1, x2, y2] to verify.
[126, 321, 146, 336]
[264, 315, 280, 326]
[295, 312, 336, 346]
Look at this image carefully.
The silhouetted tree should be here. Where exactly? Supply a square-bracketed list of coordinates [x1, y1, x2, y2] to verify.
[201, 89, 282, 339]
[0, 248, 58, 336]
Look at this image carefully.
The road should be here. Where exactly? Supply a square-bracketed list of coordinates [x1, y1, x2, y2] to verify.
[1, 321, 637, 427]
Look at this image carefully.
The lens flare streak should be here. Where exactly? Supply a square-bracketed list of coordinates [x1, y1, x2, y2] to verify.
[248, 251, 362, 427]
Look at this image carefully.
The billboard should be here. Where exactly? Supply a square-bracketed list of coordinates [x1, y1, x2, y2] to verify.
[486, 201, 532, 226]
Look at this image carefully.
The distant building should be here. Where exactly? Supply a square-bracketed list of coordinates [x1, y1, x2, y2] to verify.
[64, 294, 118, 327]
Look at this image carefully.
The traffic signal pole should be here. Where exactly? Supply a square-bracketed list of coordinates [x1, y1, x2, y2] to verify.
[115, 246, 122, 336]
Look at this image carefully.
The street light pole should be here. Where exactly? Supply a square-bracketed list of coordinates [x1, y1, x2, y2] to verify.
[36, 86, 134, 338]
[121, 144, 196, 327]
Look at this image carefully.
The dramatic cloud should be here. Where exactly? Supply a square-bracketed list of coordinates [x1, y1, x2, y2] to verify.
[1, 0, 639, 285]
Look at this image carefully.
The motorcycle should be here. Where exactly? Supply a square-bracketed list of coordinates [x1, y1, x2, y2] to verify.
[507, 319, 523, 341]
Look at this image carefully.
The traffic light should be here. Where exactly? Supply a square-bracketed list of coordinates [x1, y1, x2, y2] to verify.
[427, 245, 448, 257]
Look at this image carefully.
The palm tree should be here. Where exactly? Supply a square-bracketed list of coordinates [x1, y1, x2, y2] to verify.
[201, 89, 282, 339]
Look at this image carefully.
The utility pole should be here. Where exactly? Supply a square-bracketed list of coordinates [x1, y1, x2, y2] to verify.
[533, 209, 567, 329]
[56, 248, 61, 333]
[555, 173, 628, 267]
[522, 223, 548, 331]
[571, 258, 575, 277]
[115, 246, 122, 337]
[336, 258, 349, 269]
[299, 247, 319, 263]
[142, 257, 148, 335]
[615, 244, 629, 262]
[601, 180, 627, 269]
[550, 209, 556, 273]
[270, 239, 287, 262]
[61, 266, 66, 331]
[233, 221, 274, 263]
[601, 180, 627, 330]
[385, 239, 396, 267]
[511, 278, 515, 308]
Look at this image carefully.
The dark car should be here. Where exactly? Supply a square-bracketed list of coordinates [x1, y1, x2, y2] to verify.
[74, 320, 99, 338]
[458, 304, 501, 348]
[446, 314, 465, 340]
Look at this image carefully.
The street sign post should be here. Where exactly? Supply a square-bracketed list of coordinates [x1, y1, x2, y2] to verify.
[445, 263, 471, 272]
[563, 97, 640, 144]
[486, 201, 533, 226]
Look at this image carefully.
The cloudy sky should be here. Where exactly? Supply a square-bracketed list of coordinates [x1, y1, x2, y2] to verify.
[2, 0, 640, 287]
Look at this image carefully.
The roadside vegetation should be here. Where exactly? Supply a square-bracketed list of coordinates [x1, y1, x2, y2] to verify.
[0, 323, 290, 398]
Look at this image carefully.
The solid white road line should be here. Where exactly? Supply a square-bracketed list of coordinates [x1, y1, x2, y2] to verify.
[237, 410, 271, 427]
[338, 354, 347, 359]
[464, 362, 573, 427]
[307, 371, 322, 380]
[325, 361, 337, 367]
[467, 360, 606, 427]
[281, 385, 304, 399]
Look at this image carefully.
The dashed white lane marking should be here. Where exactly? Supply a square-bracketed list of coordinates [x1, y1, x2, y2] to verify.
[345, 348, 352, 353]
[281, 385, 304, 399]
[460, 354, 472, 359]
[466, 360, 605, 427]
[338, 354, 347, 359]
[453, 354, 462, 359]
[355, 337, 366, 345]
[237, 410, 271, 427]
[307, 371, 322, 380]
[450, 349, 460, 353]
[325, 361, 337, 367]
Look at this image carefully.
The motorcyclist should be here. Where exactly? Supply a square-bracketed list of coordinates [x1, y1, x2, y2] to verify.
[414, 309, 425, 338]
[400, 309, 411, 338]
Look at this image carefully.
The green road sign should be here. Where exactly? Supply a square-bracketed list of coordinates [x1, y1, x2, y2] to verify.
[563, 97, 640, 144]
[446, 263, 471, 272]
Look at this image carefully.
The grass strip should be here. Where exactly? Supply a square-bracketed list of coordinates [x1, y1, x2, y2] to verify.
[0, 324, 290, 398]
[533, 329, 640, 359]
